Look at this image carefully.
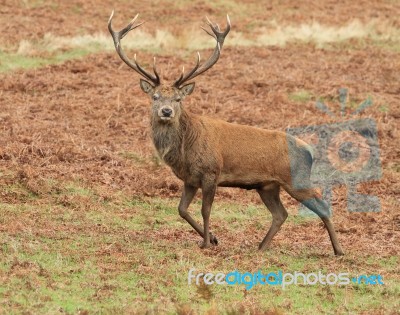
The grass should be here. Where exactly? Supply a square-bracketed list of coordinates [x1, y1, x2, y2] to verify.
[119, 151, 147, 165]
[0, 49, 90, 73]
[0, 178, 399, 314]
[22, 0, 47, 9]
[288, 90, 313, 103]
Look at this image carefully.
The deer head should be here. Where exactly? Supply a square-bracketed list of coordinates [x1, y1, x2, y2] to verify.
[108, 11, 230, 124]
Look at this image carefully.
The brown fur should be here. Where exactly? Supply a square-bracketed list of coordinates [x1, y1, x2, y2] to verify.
[145, 83, 344, 255]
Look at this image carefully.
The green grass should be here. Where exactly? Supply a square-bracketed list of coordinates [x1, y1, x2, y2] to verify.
[0, 179, 399, 314]
[0, 52, 48, 72]
[0, 49, 90, 73]
[119, 151, 147, 165]
[22, 0, 47, 9]
[379, 104, 390, 113]
[288, 90, 313, 103]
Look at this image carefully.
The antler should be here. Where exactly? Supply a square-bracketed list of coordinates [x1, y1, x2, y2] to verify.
[173, 15, 231, 88]
[108, 10, 160, 86]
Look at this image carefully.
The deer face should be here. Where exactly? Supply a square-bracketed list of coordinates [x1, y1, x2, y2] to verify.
[140, 80, 195, 123]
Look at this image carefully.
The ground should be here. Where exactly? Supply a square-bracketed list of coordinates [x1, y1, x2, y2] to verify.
[0, 0, 399, 314]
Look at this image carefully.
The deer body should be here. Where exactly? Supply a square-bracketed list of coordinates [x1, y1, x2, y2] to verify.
[152, 110, 305, 190]
[109, 11, 345, 255]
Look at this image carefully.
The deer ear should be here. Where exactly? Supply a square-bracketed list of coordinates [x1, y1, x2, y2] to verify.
[180, 82, 195, 96]
[140, 79, 154, 94]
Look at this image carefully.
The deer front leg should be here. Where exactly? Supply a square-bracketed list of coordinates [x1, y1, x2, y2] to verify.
[178, 183, 218, 246]
[200, 181, 217, 249]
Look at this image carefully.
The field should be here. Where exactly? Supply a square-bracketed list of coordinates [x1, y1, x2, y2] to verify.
[0, 0, 399, 314]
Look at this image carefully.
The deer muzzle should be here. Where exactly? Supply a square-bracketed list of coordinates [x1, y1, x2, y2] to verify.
[159, 106, 174, 121]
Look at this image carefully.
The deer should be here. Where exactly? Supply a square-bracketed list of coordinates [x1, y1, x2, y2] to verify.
[108, 11, 345, 256]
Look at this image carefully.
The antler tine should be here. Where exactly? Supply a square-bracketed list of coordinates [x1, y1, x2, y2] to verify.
[226, 14, 231, 31]
[201, 26, 216, 39]
[174, 52, 201, 87]
[205, 16, 214, 27]
[153, 57, 160, 83]
[121, 14, 144, 39]
[174, 66, 185, 86]
[108, 11, 160, 86]
[108, 11, 142, 44]
[108, 9, 115, 25]
[173, 15, 230, 88]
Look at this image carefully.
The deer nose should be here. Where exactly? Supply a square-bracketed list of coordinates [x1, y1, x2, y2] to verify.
[161, 108, 173, 117]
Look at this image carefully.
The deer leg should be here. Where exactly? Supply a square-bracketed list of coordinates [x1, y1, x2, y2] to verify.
[178, 183, 218, 245]
[257, 186, 288, 251]
[301, 197, 344, 256]
[199, 181, 217, 249]
[284, 186, 344, 256]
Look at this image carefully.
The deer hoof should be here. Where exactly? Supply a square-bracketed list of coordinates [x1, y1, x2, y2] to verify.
[210, 233, 218, 246]
[199, 233, 218, 249]
[199, 241, 211, 249]
[258, 242, 269, 251]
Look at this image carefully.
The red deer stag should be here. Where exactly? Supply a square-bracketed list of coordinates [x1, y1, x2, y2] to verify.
[108, 11, 344, 255]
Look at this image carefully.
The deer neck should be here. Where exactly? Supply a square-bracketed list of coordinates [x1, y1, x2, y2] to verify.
[151, 109, 197, 169]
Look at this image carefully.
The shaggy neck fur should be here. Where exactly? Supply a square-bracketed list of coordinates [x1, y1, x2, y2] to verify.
[151, 108, 199, 172]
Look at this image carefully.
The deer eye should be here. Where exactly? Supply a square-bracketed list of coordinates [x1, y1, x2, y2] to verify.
[153, 94, 160, 101]
[175, 97, 181, 102]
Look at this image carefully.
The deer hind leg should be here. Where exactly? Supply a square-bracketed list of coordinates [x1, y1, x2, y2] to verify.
[178, 183, 218, 246]
[283, 186, 344, 256]
[257, 185, 288, 251]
